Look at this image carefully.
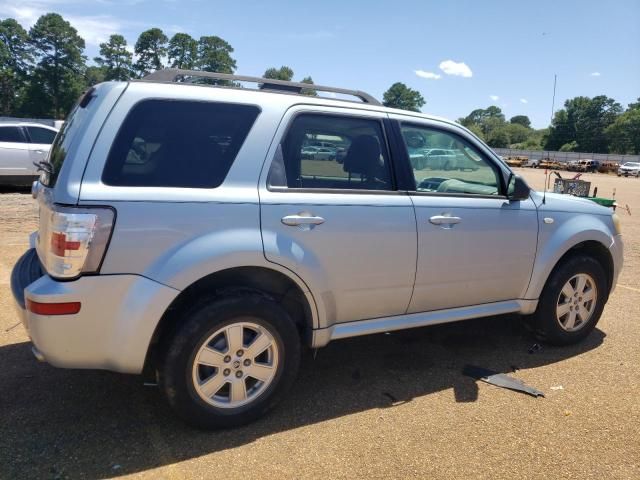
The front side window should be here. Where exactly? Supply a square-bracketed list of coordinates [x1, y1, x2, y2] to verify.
[102, 99, 260, 188]
[0, 126, 26, 143]
[400, 124, 501, 196]
[269, 113, 393, 191]
[27, 127, 57, 144]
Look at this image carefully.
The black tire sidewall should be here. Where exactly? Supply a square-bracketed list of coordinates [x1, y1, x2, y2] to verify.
[161, 295, 301, 429]
[532, 255, 607, 345]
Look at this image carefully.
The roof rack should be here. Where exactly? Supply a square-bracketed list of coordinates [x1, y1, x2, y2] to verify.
[141, 68, 381, 105]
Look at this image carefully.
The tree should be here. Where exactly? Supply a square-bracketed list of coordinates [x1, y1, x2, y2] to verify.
[510, 115, 531, 128]
[95, 34, 133, 81]
[0, 18, 32, 115]
[485, 125, 510, 148]
[382, 82, 425, 112]
[196, 36, 236, 84]
[505, 123, 530, 144]
[606, 99, 640, 154]
[26, 13, 86, 118]
[84, 65, 106, 87]
[197, 36, 236, 73]
[167, 33, 197, 69]
[300, 76, 317, 96]
[545, 95, 622, 153]
[134, 28, 167, 76]
[263, 66, 294, 81]
[544, 109, 572, 150]
[461, 106, 505, 129]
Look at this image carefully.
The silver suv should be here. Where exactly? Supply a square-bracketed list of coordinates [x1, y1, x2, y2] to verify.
[11, 69, 623, 428]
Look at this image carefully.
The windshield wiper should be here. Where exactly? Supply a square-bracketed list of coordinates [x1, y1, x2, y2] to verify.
[33, 160, 53, 174]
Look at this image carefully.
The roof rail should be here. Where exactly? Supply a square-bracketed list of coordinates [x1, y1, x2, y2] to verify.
[141, 68, 381, 105]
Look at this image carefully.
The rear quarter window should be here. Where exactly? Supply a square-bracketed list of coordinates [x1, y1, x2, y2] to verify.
[102, 99, 260, 188]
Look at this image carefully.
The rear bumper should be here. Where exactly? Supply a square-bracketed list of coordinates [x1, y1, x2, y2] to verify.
[11, 249, 180, 374]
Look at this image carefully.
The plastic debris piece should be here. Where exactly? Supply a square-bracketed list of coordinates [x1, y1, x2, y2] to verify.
[463, 365, 545, 398]
[550, 385, 564, 390]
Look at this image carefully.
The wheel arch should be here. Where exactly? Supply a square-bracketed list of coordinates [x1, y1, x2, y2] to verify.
[142, 266, 317, 379]
[526, 236, 614, 303]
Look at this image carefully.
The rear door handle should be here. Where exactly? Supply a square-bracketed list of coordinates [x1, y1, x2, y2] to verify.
[281, 213, 325, 229]
[429, 215, 462, 227]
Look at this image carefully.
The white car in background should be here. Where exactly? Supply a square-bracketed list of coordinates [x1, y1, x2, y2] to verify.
[617, 162, 640, 177]
[0, 122, 58, 185]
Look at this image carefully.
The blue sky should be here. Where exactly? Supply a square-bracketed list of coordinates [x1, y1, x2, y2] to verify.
[1, 0, 638, 128]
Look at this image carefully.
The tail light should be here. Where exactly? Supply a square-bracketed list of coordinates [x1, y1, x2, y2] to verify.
[36, 205, 115, 279]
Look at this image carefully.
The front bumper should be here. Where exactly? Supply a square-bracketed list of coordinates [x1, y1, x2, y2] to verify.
[11, 249, 180, 374]
[609, 234, 624, 294]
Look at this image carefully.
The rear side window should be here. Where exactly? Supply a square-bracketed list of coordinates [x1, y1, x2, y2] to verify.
[102, 99, 260, 188]
[0, 126, 26, 143]
[27, 126, 57, 144]
[268, 113, 394, 191]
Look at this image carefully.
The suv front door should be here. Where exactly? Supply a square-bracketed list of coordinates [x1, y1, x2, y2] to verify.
[259, 107, 417, 327]
[392, 116, 538, 313]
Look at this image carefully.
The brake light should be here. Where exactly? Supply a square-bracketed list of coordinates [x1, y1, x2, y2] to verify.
[37, 205, 115, 279]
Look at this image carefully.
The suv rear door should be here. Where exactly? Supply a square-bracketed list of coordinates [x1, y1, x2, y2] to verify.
[390, 114, 538, 313]
[259, 106, 417, 326]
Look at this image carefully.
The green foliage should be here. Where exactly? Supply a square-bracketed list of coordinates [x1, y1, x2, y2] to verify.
[559, 141, 578, 152]
[197, 36, 236, 73]
[263, 66, 294, 81]
[168, 33, 197, 69]
[544, 95, 622, 153]
[300, 76, 317, 96]
[0, 18, 32, 115]
[382, 82, 425, 112]
[606, 99, 640, 154]
[95, 34, 133, 81]
[134, 28, 167, 76]
[26, 13, 86, 118]
[84, 65, 106, 86]
[510, 115, 531, 128]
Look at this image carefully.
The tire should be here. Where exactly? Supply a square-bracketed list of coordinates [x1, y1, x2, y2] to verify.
[527, 254, 607, 345]
[160, 295, 301, 429]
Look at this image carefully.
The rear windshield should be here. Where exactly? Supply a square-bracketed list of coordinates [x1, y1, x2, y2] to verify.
[43, 103, 88, 187]
[102, 99, 260, 188]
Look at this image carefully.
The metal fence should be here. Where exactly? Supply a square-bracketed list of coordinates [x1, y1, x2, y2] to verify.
[493, 148, 640, 164]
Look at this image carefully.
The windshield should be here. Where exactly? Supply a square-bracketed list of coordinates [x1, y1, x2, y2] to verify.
[623, 162, 640, 167]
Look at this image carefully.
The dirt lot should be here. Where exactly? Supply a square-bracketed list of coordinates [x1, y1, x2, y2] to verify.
[0, 169, 638, 480]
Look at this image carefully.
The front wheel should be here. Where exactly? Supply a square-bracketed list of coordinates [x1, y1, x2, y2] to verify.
[160, 295, 301, 429]
[527, 255, 607, 345]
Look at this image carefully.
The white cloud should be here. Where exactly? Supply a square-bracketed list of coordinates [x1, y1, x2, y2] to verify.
[439, 60, 473, 78]
[0, 3, 131, 46]
[489, 95, 499, 101]
[415, 70, 441, 80]
[520, 98, 528, 104]
[590, 72, 601, 77]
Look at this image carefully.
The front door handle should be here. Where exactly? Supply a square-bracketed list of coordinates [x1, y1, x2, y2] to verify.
[282, 213, 325, 229]
[429, 215, 462, 227]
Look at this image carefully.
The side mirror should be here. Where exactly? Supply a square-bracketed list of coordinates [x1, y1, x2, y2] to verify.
[508, 174, 530, 201]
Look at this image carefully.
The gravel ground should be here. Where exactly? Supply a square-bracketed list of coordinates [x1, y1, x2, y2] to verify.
[0, 170, 638, 480]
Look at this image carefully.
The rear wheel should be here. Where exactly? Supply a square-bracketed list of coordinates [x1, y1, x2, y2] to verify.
[160, 295, 301, 429]
[527, 254, 607, 345]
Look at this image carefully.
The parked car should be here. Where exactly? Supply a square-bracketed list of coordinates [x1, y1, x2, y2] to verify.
[617, 162, 640, 177]
[577, 159, 600, 173]
[566, 160, 581, 171]
[0, 122, 58, 185]
[524, 159, 540, 168]
[11, 70, 623, 429]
